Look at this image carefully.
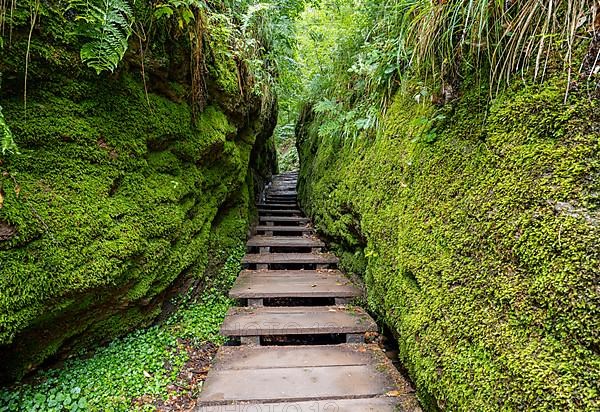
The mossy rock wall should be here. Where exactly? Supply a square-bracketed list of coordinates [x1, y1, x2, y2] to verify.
[0, 3, 276, 383]
[296, 77, 599, 410]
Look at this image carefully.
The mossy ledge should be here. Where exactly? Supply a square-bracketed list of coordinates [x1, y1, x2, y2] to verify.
[0, 2, 276, 383]
[296, 76, 599, 411]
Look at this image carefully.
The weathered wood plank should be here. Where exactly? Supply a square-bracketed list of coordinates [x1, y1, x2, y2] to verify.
[197, 398, 404, 412]
[259, 216, 309, 223]
[257, 209, 302, 215]
[199, 345, 401, 406]
[253, 225, 312, 233]
[220, 306, 376, 336]
[242, 253, 339, 265]
[256, 203, 300, 209]
[229, 270, 360, 299]
[246, 236, 324, 248]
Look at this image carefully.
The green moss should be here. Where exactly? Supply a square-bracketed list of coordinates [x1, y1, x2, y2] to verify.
[205, 17, 241, 97]
[0, 54, 274, 386]
[0, 0, 277, 385]
[297, 76, 600, 411]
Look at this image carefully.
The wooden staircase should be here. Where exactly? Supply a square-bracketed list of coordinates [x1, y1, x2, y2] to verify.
[198, 171, 420, 411]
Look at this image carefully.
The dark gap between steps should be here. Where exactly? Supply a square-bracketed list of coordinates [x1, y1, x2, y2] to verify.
[243, 263, 337, 270]
[266, 221, 304, 227]
[247, 246, 314, 254]
[262, 297, 335, 307]
[255, 230, 306, 237]
[261, 334, 346, 345]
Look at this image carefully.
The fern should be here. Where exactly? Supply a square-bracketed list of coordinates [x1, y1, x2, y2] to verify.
[69, 0, 134, 74]
[0, 106, 18, 155]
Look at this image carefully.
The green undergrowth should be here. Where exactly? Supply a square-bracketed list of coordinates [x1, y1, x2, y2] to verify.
[297, 75, 600, 411]
[0, 245, 244, 412]
[274, 123, 299, 172]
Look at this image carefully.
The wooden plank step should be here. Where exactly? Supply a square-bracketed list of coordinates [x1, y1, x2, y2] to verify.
[247, 236, 324, 248]
[198, 398, 404, 412]
[209, 344, 375, 370]
[254, 225, 312, 233]
[242, 253, 339, 265]
[230, 270, 361, 299]
[268, 191, 297, 195]
[267, 193, 297, 203]
[198, 345, 402, 406]
[259, 216, 309, 223]
[268, 188, 296, 193]
[257, 208, 302, 215]
[220, 306, 376, 337]
[256, 203, 300, 209]
[264, 199, 297, 204]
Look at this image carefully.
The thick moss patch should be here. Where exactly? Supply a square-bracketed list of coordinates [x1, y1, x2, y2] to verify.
[0, 69, 274, 381]
[297, 77, 599, 410]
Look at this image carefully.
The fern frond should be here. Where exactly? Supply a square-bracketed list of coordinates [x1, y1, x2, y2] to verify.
[69, 0, 134, 74]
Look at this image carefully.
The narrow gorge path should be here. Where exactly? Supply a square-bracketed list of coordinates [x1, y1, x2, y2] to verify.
[198, 172, 420, 411]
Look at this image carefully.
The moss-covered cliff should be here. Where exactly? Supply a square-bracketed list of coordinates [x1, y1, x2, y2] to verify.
[0, 1, 276, 382]
[297, 76, 599, 410]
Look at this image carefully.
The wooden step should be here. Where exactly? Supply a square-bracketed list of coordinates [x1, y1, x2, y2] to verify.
[229, 270, 361, 300]
[268, 189, 296, 194]
[267, 196, 297, 202]
[198, 398, 405, 411]
[257, 203, 299, 209]
[268, 181, 297, 188]
[259, 216, 309, 223]
[198, 345, 410, 407]
[257, 209, 302, 215]
[247, 236, 324, 248]
[242, 253, 339, 265]
[265, 194, 297, 198]
[266, 198, 297, 203]
[268, 185, 298, 192]
[220, 306, 377, 341]
[254, 225, 312, 234]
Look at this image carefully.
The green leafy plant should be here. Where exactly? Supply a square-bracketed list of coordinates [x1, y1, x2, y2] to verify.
[68, 0, 134, 74]
[0, 246, 244, 411]
[0, 106, 18, 155]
